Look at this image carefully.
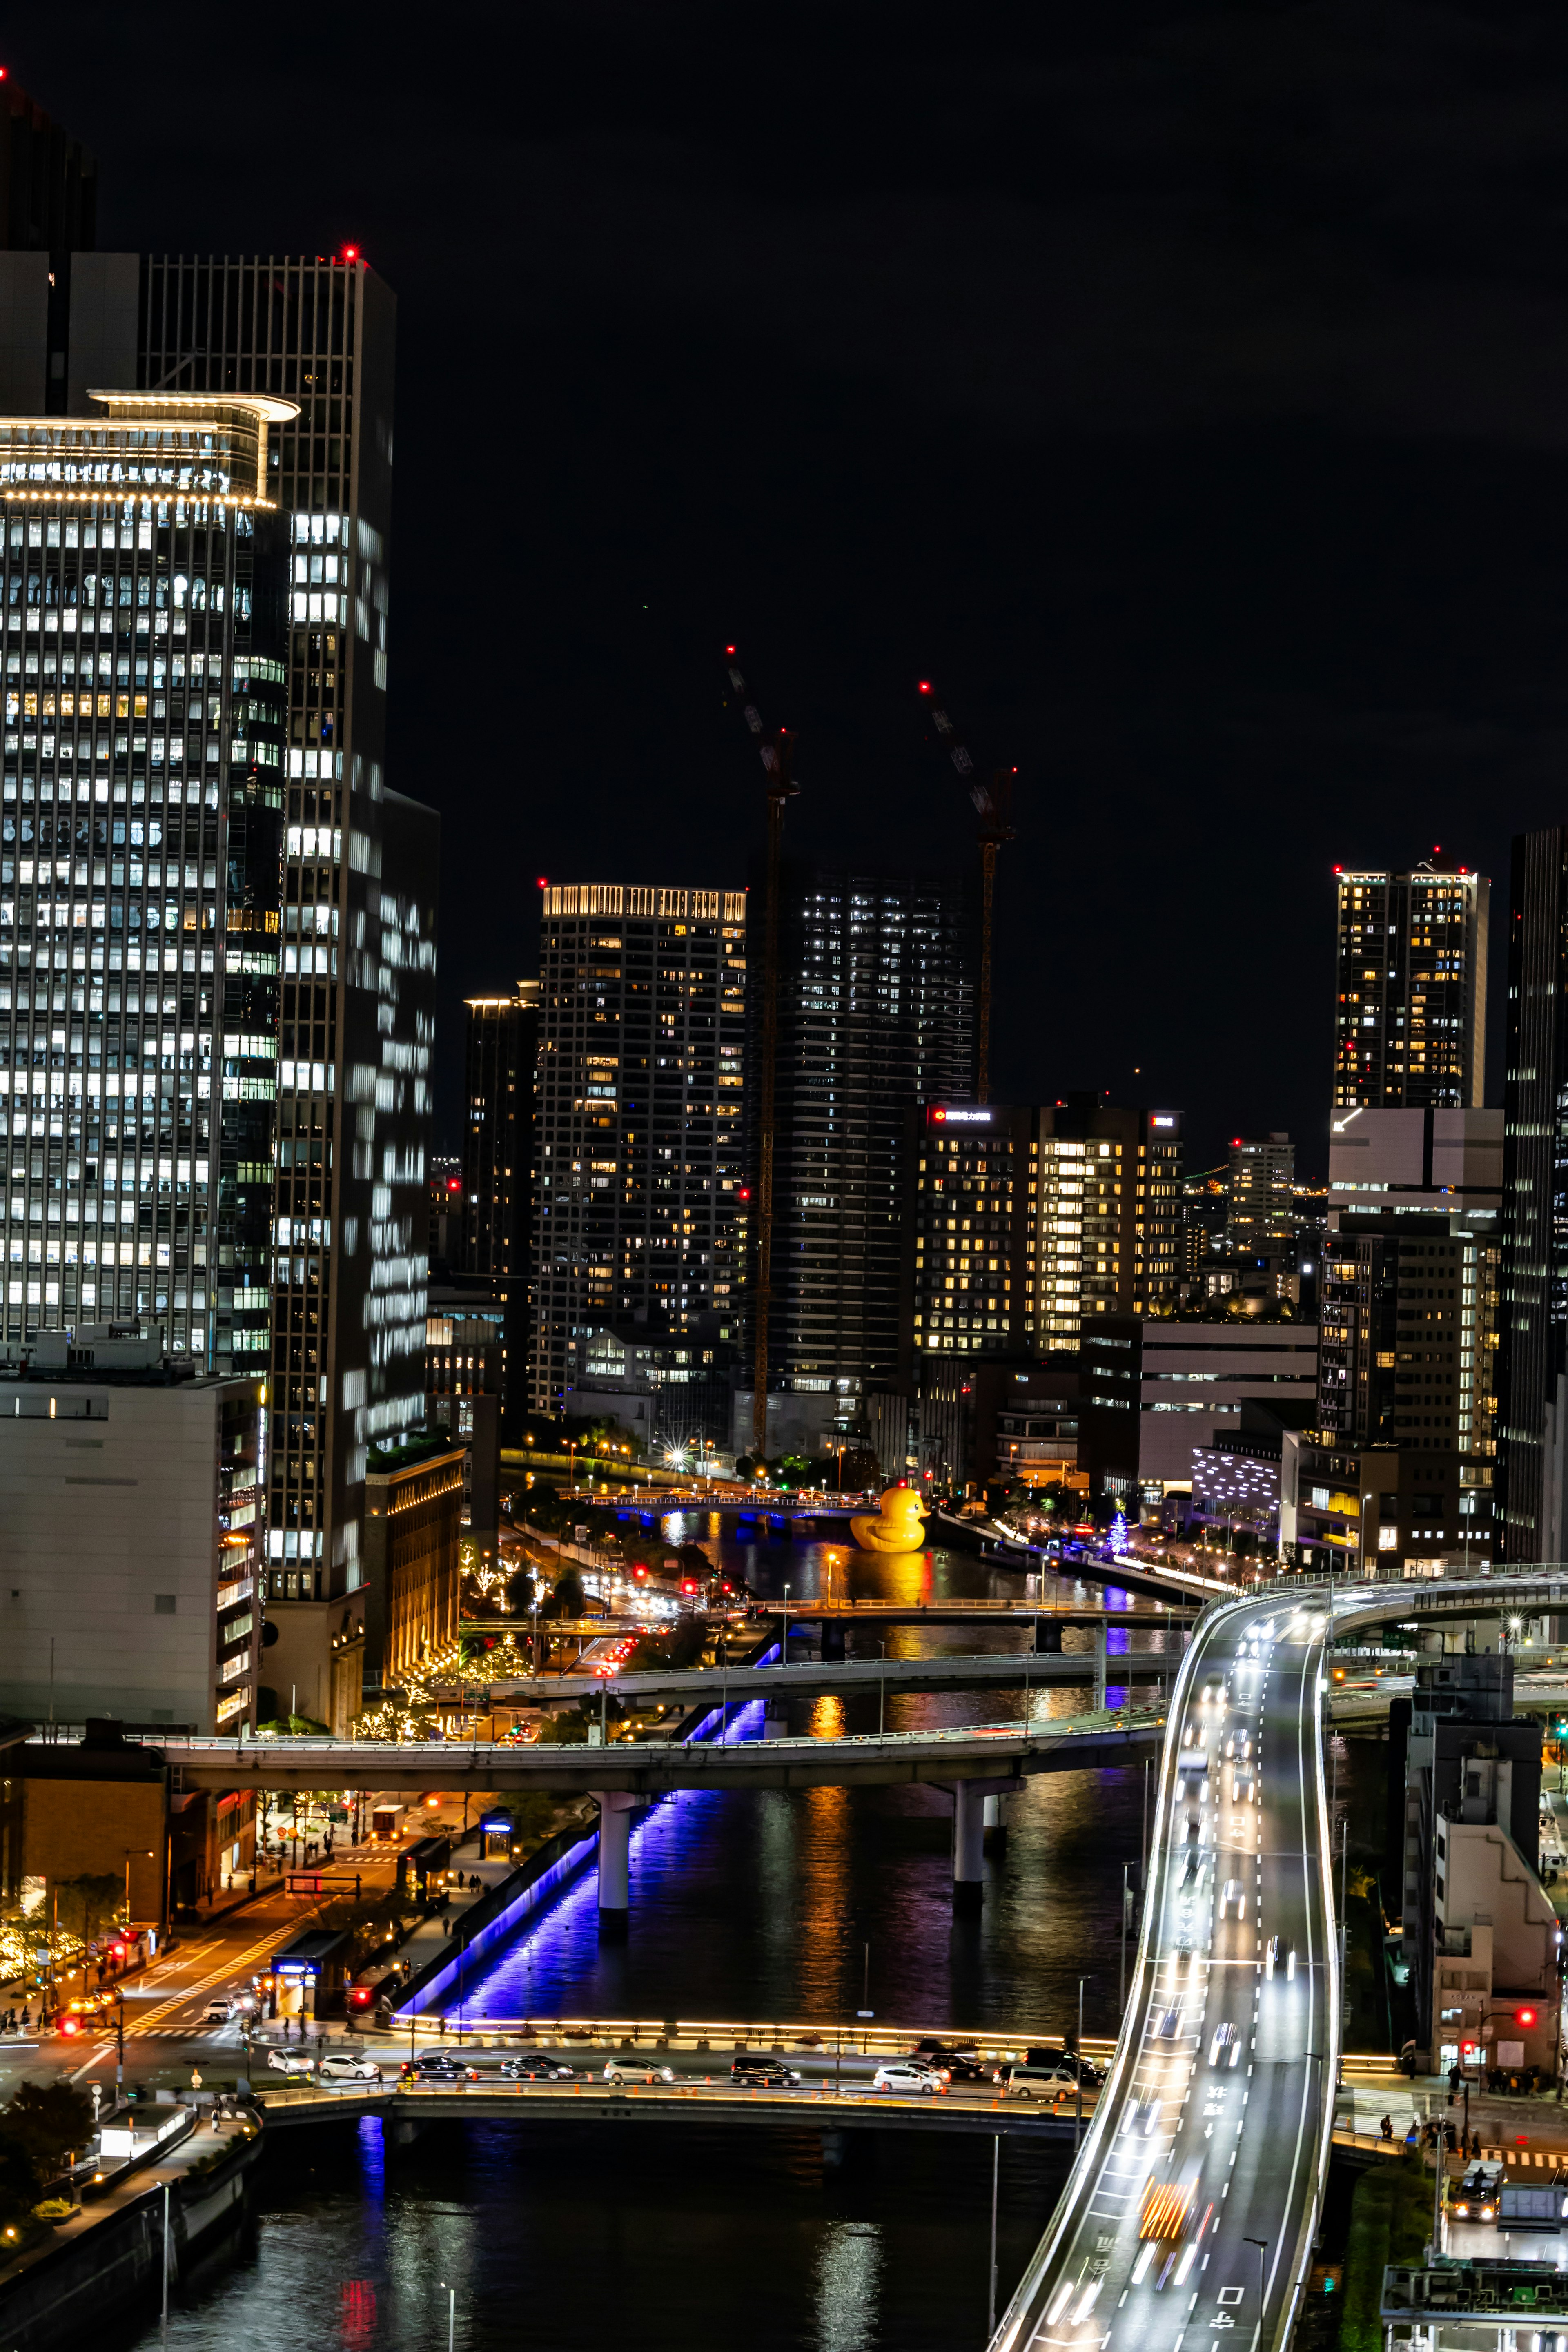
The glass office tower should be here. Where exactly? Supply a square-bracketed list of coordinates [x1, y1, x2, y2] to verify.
[0, 391, 289, 1358]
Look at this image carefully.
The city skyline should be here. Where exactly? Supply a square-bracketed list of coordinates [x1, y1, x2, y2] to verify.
[12, 9, 1562, 1180]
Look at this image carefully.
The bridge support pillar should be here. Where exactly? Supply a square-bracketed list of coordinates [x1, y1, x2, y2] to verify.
[764, 1701, 788, 1740]
[821, 1621, 846, 1662]
[1033, 1618, 1063, 1654]
[1094, 1620, 1107, 1712]
[596, 1792, 635, 1937]
[952, 1782, 985, 1912]
[389, 2114, 426, 2149]
[983, 1793, 1009, 1847]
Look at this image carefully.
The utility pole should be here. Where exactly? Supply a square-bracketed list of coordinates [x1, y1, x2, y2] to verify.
[725, 650, 799, 1455]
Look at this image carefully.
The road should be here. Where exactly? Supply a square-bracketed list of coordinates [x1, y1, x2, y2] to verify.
[489, 1648, 1181, 1708]
[119, 1706, 1168, 1795]
[993, 1593, 1334, 2352]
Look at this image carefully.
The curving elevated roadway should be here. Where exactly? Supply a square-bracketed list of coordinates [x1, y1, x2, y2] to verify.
[993, 1567, 1568, 2352]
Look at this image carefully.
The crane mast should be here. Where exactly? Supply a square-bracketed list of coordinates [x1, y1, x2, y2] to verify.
[917, 682, 1016, 1106]
[724, 651, 799, 1459]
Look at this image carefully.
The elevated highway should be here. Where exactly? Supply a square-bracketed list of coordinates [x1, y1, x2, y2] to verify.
[142, 1704, 1168, 1797]
[991, 1568, 1568, 2352]
[492, 1644, 1182, 1709]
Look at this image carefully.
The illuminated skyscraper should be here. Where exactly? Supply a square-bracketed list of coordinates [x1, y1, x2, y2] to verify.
[530, 885, 745, 1418]
[1332, 860, 1489, 1112]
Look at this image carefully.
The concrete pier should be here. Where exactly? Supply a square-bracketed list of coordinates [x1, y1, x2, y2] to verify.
[596, 1791, 635, 1937]
[952, 1781, 986, 1912]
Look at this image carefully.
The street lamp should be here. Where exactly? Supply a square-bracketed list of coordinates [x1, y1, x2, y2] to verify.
[782, 1581, 791, 1668]
[1243, 2238, 1267, 2352]
[878, 1640, 887, 1738]
[437, 2281, 456, 2352]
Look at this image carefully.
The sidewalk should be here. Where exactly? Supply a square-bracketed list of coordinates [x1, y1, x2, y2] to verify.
[1340, 2070, 1568, 2167]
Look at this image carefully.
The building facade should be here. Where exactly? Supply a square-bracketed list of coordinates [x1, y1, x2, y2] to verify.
[0, 1328, 261, 1732]
[1499, 827, 1568, 1563]
[0, 391, 288, 1369]
[1077, 1314, 1319, 1497]
[1332, 860, 1489, 1112]
[530, 884, 745, 1417]
[361, 1434, 465, 1694]
[1227, 1133, 1294, 1253]
[754, 865, 973, 1421]
[902, 1097, 1185, 1375]
[461, 982, 537, 1435]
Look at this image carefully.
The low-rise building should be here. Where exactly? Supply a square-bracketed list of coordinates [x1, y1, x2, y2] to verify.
[0, 1327, 261, 1735]
[1078, 1314, 1319, 1500]
[361, 1435, 466, 1694]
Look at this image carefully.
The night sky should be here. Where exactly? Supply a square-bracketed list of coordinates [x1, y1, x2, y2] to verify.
[24, 3, 1568, 1172]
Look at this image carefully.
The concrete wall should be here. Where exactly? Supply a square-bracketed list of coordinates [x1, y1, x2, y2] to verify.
[0, 1379, 243, 1729]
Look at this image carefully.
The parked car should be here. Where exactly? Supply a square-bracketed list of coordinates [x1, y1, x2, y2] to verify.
[873, 2061, 942, 2094]
[266, 2047, 316, 2077]
[318, 2054, 383, 2082]
[603, 2059, 676, 2086]
[499, 2055, 578, 2082]
[730, 2056, 802, 2089]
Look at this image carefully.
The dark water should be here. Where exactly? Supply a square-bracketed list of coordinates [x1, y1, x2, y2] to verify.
[140, 2117, 1073, 2352]
[128, 1534, 1174, 2352]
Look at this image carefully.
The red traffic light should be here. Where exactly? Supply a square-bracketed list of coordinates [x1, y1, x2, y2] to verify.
[1518, 2007, 1537, 2027]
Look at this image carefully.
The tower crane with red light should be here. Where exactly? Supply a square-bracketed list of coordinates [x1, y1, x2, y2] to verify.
[917, 681, 1016, 1106]
[722, 648, 800, 1457]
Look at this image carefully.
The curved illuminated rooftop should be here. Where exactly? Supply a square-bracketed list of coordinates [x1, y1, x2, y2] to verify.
[87, 389, 300, 424]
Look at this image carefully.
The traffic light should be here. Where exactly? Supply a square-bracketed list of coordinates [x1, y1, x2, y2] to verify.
[1518, 2008, 1537, 2027]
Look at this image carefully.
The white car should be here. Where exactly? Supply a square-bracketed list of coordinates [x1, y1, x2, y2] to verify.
[1209, 2023, 1240, 2068]
[873, 2062, 941, 2094]
[602, 2060, 675, 2086]
[265, 2046, 316, 2076]
[318, 2054, 383, 2082]
[1219, 1879, 1245, 1920]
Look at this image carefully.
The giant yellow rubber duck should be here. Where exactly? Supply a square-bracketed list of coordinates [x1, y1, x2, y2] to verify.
[849, 1484, 929, 1554]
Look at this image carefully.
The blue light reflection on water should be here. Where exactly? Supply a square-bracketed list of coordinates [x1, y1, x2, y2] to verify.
[453, 1698, 768, 2026]
[447, 1532, 1172, 2036]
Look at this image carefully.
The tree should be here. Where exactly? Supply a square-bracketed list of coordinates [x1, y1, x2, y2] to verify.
[506, 1564, 536, 1616]
[0, 2083, 94, 2185]
[0, 2135, 37, 2222]
[553, 1566, 585, 1618]
[53, 1873, 122, 1947]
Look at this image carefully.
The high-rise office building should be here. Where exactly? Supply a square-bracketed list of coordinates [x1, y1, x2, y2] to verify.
[0, 118, 439, 1707]
[900, 1096, 1184, 1375]
[1332, 860, 1489, 1111]
[0, 392, 289, 1364]
[1227, 1133, 1294, 1252]
[744, 865, 973, 1443]
[1499, 828, 1568, 1560]
[131, 259, 436, 1713]
[462, 984, 537, 1278]
[530, 884, 745, 1418]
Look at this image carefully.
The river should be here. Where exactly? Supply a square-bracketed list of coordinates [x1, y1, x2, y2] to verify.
[122, 1532, 1183, 2352]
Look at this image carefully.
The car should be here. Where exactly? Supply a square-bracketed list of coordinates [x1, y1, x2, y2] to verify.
[266, 2046, 316, 2076]
[731, 2057, 802, 2088]
[203, 1998, 235, 2025]
[1209, 2023, 1240, 2069]
[1219, 1879, 1245, 1920]
[922, 2049, 989, 2082]
[401, 2052, 480, 2083]
[499, 2055, 577, 2082]
[873, 2062, 941, 2094]
[603, 2059, 676, 2086]
[1451, 2160, 1504, 2219]
[318, 2053, 383, 2082]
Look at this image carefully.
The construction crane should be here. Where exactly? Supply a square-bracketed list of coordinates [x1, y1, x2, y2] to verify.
[723, 648, 800, 1458]
[917, 680, 1017, 1106]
